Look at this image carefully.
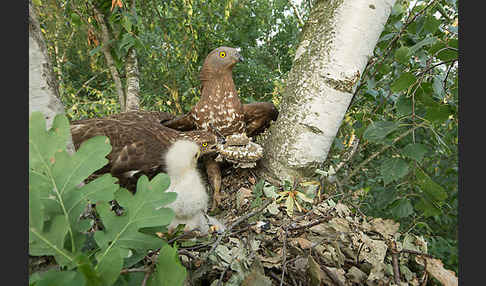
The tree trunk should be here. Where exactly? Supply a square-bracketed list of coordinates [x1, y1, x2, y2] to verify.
[29, 0, 75, 154]
[125, 47, 141, 111]
[259, 0, 396, 182]
[93, 7, 127, 112]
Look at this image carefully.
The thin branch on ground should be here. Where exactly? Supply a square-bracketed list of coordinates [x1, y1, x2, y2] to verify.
[280, 226, 289, 286]
[203, 199, 273, 260]
[390, 241, 401, 285]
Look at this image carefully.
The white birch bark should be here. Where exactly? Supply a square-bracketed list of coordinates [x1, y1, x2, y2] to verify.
[125, 47, 141, 111]
[259, 0, 396, 182]
[29, 1, 75, 154]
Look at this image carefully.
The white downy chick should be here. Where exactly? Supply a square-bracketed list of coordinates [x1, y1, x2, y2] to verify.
[164, 140, 225, 235]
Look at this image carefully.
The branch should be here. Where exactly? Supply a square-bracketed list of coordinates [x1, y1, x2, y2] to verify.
[203, 199, 273, 260]
[92, 6, 127, 111]
[343, 124, 424, 183]
[288, 0, 305, 26]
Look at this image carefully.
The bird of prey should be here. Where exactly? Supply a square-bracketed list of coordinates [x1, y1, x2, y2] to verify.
[70, 111, 220, 180]
[163, 140, 225, 235]
[163, 47, 278, 210]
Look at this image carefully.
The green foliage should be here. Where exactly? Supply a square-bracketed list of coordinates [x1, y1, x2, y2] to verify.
[327, 0, 458, 273]
[29, 112, 186, 285]
[147, 244, 187, 286]
[34, 0, 300, 119]
[33, 0, 458, 276]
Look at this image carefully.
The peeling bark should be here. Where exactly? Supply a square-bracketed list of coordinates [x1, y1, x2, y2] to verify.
[29, 1, 75, 154]
[259, 0, 396, 182]
[125, 47, 141, 111]
[93, 7, 127, 111]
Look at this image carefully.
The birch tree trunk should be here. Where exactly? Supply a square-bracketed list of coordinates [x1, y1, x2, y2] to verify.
[29, 1, 75, 154]
[125, 0, 141, 111]
[259, 0, 396, 182]
[125, 47, 141, 111]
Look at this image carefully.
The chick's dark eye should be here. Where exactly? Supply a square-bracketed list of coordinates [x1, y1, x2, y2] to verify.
[219, 51, 226, 58]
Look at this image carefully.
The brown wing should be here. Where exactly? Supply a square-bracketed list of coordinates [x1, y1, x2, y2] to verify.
[97, 110, 175, 124]
[162, 112, 196, 131]
[243, 102, 279, 137]
[71, 119, 171, 174]
[71, 115, 219, 175]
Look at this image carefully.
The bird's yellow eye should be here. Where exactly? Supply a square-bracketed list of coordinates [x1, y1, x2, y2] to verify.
[202, 142, 208, 147]
[219, 51, 226, 58]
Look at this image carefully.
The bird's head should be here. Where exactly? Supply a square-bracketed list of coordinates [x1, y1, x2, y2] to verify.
[200, 46, 244, 79]
[181, 130, 221, 155]
[165, 140, 201, 177]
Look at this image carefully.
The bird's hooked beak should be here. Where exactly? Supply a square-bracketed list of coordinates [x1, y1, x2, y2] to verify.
[234, 47, 244, 63]
[235, 52, 244, 63]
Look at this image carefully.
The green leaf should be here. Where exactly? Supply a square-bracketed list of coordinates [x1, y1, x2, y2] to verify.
[29, 112, 70, 171]
[33, 269, 86, 286]
[395, 96, 412, 116]
[89, 45, 103, 56]
[94, 174, 176, 270]
[425, 103, 451, 124]
[394, 46, 410, 65]
[390, 198, 414, 218]
[415, 198, 442, 217]
[149, 244, 187, 286]
[253, 179, 265, 197]
[363, 121, 400, 143]
[75, 254, 104, 286]
[29, 214, 73, 263]
[285, 195, 294, 217]
[372, 187, 398, 209]
[263, 183, 278, 199]
[390, 72, 417, 93]
[423, 15, 441, 34]
[410, 36, 437, 53]
[29, 113, 118, 266]
[401, 143, 429, 162]
[380, 158, 410, 185]
[416, 168, 447, 202]
[95, 247, 123, 286]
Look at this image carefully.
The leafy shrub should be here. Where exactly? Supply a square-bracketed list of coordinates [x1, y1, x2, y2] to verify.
[29, 112, 187, 286]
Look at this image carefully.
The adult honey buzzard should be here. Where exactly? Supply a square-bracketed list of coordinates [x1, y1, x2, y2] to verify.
[163, 47, 278, 210]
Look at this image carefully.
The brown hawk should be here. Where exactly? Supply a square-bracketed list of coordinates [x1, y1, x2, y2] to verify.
[70, 110, 220, 181]
[163, 47, 278, 210]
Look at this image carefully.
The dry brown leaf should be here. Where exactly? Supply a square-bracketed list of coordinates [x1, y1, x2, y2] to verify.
[294, 237, 312, 249]
[416, 256, 458, 286]
[369, 218, 400, 238]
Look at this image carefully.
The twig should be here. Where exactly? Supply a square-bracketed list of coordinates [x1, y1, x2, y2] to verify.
[343, 124, 424, 183]
[289, 0, 305, 26]
[443, 60, 456, 95]
[270, 271, 291, 286]
[356, 243, 364, 265]
[120, 266, 149, 274]
[217, 256, 235, 286]
[280, 227, 289, 286]
[168, 230, 199, 244]
[400, 248, 435, 259]
[178, 249, 198, 260]
[418, 58, 458, 76]
[141, 269, 151, 286]
[390, 241, 401, 284]
[287, 216, 332, 231]
[203, 199, 273, 260]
